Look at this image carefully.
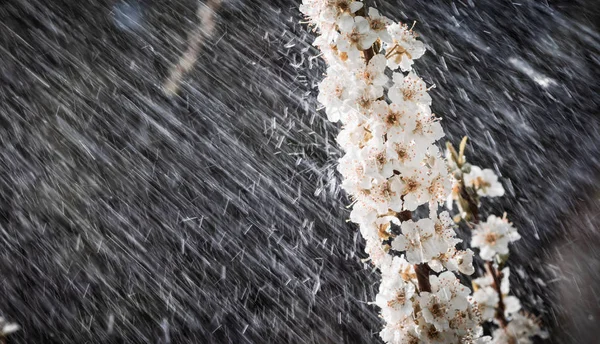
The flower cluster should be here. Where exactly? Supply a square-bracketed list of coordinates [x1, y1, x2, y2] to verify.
[376, 259, 483, 344]
[446, 142, 545, 343]
[300, 1, 486, 342]
[471, 269, 546, 344]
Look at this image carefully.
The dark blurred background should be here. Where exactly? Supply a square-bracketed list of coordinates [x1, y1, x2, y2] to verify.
[0, 0, 598, 343]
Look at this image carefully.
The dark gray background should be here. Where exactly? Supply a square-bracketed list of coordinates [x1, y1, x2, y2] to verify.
[0, 0, 598, 343]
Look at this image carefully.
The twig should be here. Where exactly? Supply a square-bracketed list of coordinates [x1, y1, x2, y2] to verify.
[415, 263, 432, 293]
[486, 261, 509, 328]
[163, 0, 223, 96]
[458, 156, 509, 328]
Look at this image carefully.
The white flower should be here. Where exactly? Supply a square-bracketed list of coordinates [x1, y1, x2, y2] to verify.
[473, 286, 499, 321]
[504, 295, 522, 317]
[464, 166, 505, 198]
[392, 218, 447, 263]
[336, 117, 372, 150]
[384, 140, 420, 169]
[430, 272, 471, 311]
[490, 313, 546, 344]
[357, 54, 388, 84]
[472, 267, 521, 322]
[360, 138, 395, 182]
[385, 23, 426, 71]
[471, 215, 521, 261]
[364, 236, 390, 267]
[355, 54, 389, 97]
[388, 72, 432, 107]
[362, 213, 400, 242]
[336, 16, 377, 61]
[376, 273, 416, 323]
[380, 317, 420, 344]
[349, 200, 378, 226]
[419, 292, 453, 331]
[358, 177, 404, 214]
[338, 151, 373, 194]
[396, 162, 449, 211]
[299, 0, 364, 29]
[411, 112, 445, 149]
[370, 100, 418, 144]
[380, 255, 415, 281]
[418, 272, 471, 332]
[448, 249, 475, 275]
[500, 268, 522, 316]
[317, 68, 357, 122]
[366, 8, 392, 42]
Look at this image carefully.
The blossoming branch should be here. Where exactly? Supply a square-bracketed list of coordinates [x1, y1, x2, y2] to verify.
[300, 1, 485, 342]
[299, 1, 546, 343]
[446, 139, 546, 343]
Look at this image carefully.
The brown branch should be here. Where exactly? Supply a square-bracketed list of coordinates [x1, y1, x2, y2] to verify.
[415, 263, 432, 293]
[362, 45, 375, 64]
[486, 261, 509, 328]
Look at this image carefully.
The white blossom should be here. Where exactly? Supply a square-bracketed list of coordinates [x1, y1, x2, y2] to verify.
[366, 8, 392, 42]
[464, 166, 505, 198]
[336, 16, 377, 62]
[376, 271, 416, 323]
[355, 54, 389, 95]
[388, 72, 432, 107]
[445, 248, 475, 276]
[317, 68, 357, 122]
[473, 286, 500, 321]
[415, 272, 483, 342]
[360, 139, 395, 181]
[385, 23, 426, 71]
[490, 313, 546, 344]
[299, 0, 364, 35]
[471, 215, 521, 261]
[392, 218, 449, 264]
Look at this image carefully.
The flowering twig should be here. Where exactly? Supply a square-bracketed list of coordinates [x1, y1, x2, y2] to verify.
[485, 262, 508, 328]
[446, 138, 546, 342]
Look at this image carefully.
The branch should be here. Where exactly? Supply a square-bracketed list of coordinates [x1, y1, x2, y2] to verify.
[486, 261, 509, 328]
[415, 263, 432, 293]
[453, 144, 510, 328]
[163, 0, 223, 95]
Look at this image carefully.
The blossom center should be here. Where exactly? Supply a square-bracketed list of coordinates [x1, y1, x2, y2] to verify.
[403, 177, 420, 194]
[370, 19, 386, 31]
[473, 176, 491, 190]
[484, 232, 499, 246]
[387, 289, 406, 308]
[394, 144, 408, 162]
[385, 111, 401, 127]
